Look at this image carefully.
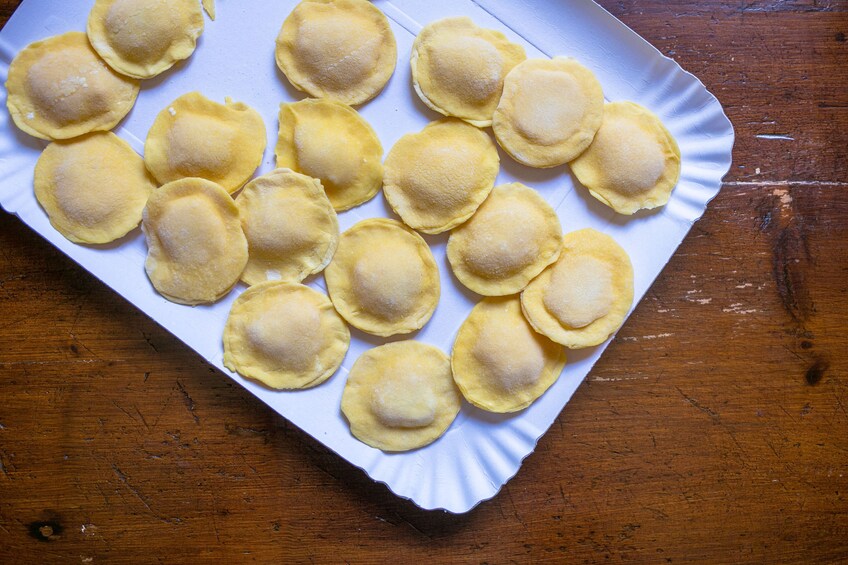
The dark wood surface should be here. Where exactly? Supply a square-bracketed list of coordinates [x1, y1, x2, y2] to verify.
[1, 1, 846, 562]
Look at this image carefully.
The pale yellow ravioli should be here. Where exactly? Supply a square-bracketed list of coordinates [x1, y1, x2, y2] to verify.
[144, 92, 266, 193]
[411, 17, 526, 127]
[383, 118, 499, 234]
[341, 341, 461, 451]
[492, 57, 604, 168]
[275, 0, 397, 105]
[324, 219, 439, 337]
[451, 296, 566, 413]
[236, 168, 339, 286]
[202, 0, 215, 20]
[5, 32, 139, 140]
[447, 183, 562, 296]
[33, 131, 155, 244]
[142, 177, 248, 305]
[276, 99, 383, 211]
[223, 281, 349, 390]
[570, 101, 681, 215]
[87, 0, 204, 79]
[521, 229, 634, 349]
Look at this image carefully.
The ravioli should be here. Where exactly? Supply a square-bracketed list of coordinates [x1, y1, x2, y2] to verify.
[341, 341, 461, 452]
[276, 99, 383, 211]
[447, 183, 562, 296]
[144, 92, 266, 194]
[324, 219, 439, 337]
[411, 17, 526, 127]
[5, 32, 140, 141]
[236, 168, 339, 286]
[142, 177, 248, 305]
[383, 118, 499, 234]
[202, 0, 215, 20]
[451, 296, 566, 413]
[87, 0, 204, 79]
[570, 101, 681, 215]
[492, 57, 604, 168]
[223, 281, 349, 390]
[33, 131, 155, 244]
[521, 228, 634, 349]
[275, 0, 397, 106]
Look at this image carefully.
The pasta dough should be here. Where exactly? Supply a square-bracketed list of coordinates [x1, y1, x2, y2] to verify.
[276, 98, 383, 211]
[570, 101, 681, 214]
[275, 0, 397, 105]
[235, 168, 339, 286]
[383, 118, 499, 234]
[324, 219, 440, 337]
[5, 31, 139, 140]
[411, 17, 526, 127]
[142, 177, 248, 305]
[87, 0, 204, 79]
[521, 228, 634, 348]
[34, 131, 155, 244]
[451, 296, 566, 413]
[493, 57, 603, 168]
[223, 281, 349, 389]
[447, 183, 562, 296]
[144, 92, 266, 194]
[341, 341, 461, 451]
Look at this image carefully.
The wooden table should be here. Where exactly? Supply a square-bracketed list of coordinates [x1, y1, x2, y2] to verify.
[1, 1, 846, 562]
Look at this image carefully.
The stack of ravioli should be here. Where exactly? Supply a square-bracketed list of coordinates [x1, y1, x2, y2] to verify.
[6, 0, 683, 455]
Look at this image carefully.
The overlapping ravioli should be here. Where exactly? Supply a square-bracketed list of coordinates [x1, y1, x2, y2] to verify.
[5, 32, 139, 140]
[276, 99, 383, 211]
[142, 177, 248, 305]
[144, 92, 266, 193]
[383, 119, 499, 234]
[571, 101, 681, 215]
[236, 168, 339, 286]
[341, 341, 461, 451]
[223, 281, 349, 390]
[275, 0, 397, 106]
[447, 183, 562, 296]
[452, 296, 566, 413]
[411, 17, 526, 127]
[33, 132, 155, 244]
[492, 57, 604, 168]
[521, 229, 634, 349]
[324, 219, 439, 337]
[87, 0, 204, 80]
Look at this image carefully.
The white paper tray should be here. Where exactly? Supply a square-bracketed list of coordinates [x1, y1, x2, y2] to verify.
[0, 0, 734, 513]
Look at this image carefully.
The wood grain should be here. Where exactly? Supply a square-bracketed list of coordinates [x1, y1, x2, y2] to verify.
[1, 1, 846, 562]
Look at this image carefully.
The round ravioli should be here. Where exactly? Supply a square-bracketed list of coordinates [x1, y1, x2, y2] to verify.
[492, 57, 603, 168]
[324, 219, 439, 337]
[570, 101, 681, 215]
[447, 183, 562, 296]
[452, 296, 566, 413]
[275, 0, 397, 106]
[5, 32, 140, 140]
[142, 177, 248, 305]
[144, 92, 266, 193]
[383, 118, 499, 234]
[236, 168, 339, 286]
[411, 17, 526, 127]
[34, 131, 155, 244]
[87, 0, 204, 79]
[521, 228, 634, 349]
[275, 99, 383, 211]
[223, 281, 349, 390]
[341, 341, 461, 452]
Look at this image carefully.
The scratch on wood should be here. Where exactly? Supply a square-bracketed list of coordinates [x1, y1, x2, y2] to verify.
[176, 380, 200, 424]
[675, 386, 720, 420]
